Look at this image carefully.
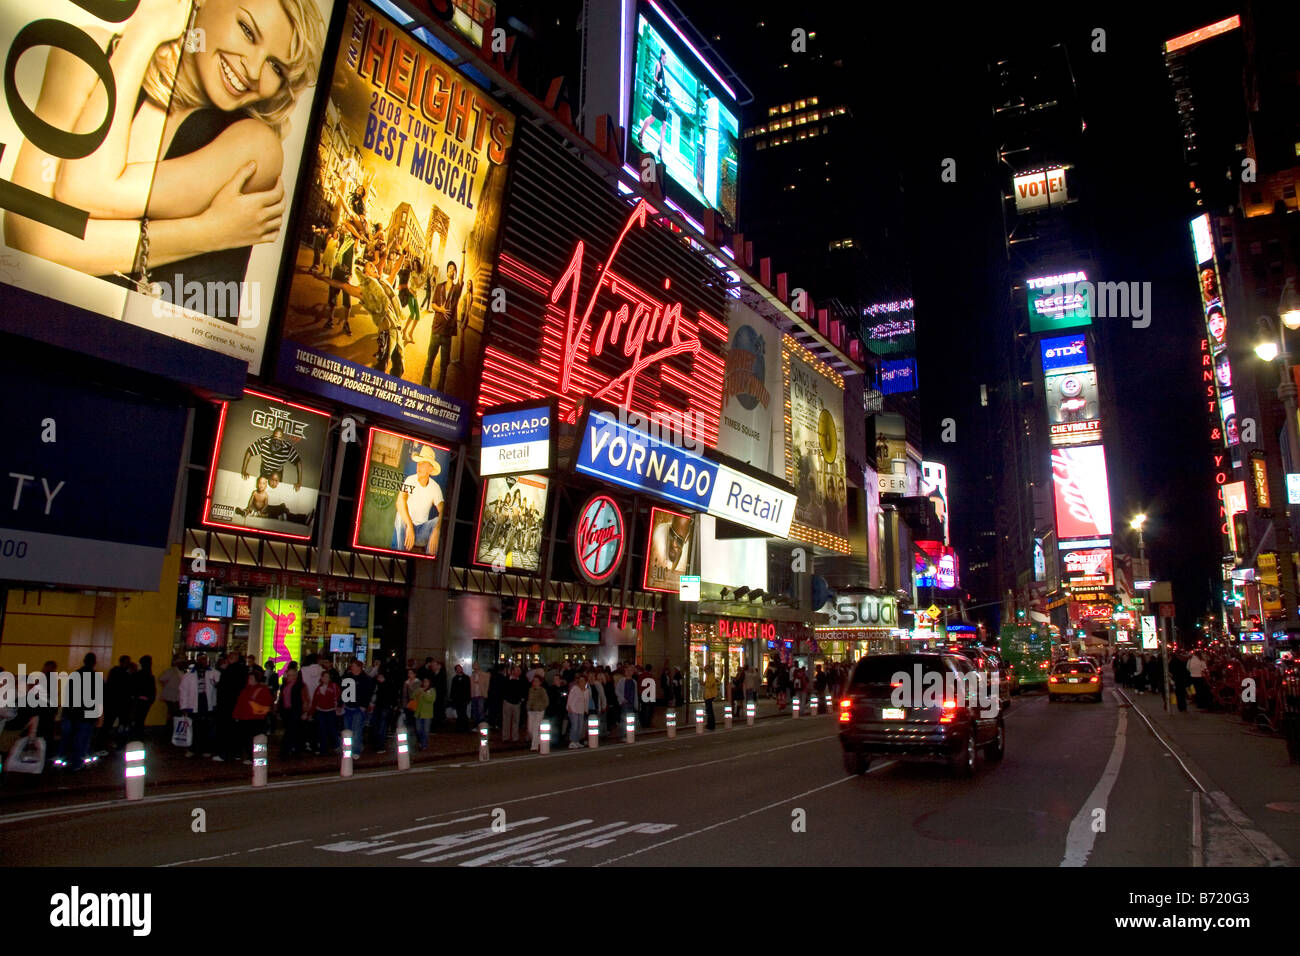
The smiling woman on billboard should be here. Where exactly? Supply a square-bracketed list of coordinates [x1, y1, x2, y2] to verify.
[2, 0, 327, 350]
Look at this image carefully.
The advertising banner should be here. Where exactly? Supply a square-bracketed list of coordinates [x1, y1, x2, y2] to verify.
[263, 599, 303, 675]
[719, 301, 783, 476]
[481, 405, 551, 476]
[203, 390, 330, 540]
[1062, 542, 1114, 587]
[1045, 367, 1102, 446]
[629, 4, 739, 226]
[1223, 479, 1247, 553]
[473, 474, 548, 573]
[862, 299, 916, 356]
[1141, 615, 1158, 649]
[643, 506, 695, 594]
[1040, 334, 1090, 373]
[353, 426, 453, 559]
[0, 0, 334, 371]
[879, 358, 918, 395]
[1191, 213, 1236, 448]
[1051, 444, 1112, 540]
[921, 461, 949, 546]
[915, 540, 958, 589]
[786, 344, 848, 539]
[575, 409, 795, 537]
[1027, 270, 1091, 333]
[276, 0, 515, 441]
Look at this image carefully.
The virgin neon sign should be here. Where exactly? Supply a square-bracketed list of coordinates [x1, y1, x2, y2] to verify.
[480, 199, 726, 446]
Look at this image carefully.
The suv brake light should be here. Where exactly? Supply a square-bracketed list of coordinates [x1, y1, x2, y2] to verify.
[838, 699, 851, 722]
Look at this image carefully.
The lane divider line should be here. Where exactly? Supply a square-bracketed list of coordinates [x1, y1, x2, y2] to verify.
[1060, 694, 1126, 867]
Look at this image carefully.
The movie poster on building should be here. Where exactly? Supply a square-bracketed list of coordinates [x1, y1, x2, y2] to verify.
[353, 426, 454, 559]
[0, 0, 335, 370]
[719, 302, 782, 475]
[203, 391, 330, 540]
[785, 345, 848, 538]
[276, 0, 515, 441]
[643, 507, 695, 594]
[473, 474, 549, 573]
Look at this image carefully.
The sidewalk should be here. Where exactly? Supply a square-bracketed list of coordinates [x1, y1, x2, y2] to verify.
[1120, 687, 1300, 864]
[0, 696, 829, 809]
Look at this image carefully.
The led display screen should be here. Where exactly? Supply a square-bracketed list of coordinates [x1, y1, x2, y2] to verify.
[1045, 367, 1102, 446]
[863, 299, 916, 356]
[1027, 270, 1091, 332]
[630, 6, 739, 226]
[879, 358, 918, 396]
[1051, 444, 1113, 540]
[1062, 540, 1114, 587]
[1191, 214, 1237, 448]
[1040, 334, 1090, 373]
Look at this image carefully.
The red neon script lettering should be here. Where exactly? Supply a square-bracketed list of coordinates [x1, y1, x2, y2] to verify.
[577, 514, 621, 568]
[552, 200, 701, 406]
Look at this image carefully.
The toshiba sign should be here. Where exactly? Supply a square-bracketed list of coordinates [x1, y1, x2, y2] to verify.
[1013, 167, 1069, 213]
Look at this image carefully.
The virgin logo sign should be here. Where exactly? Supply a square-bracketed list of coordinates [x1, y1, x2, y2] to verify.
[575, 494, 625, 584]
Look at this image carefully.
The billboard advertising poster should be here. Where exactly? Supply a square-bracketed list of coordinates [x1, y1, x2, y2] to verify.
[263, 599, 303, 675]
[1027, 270, 1091, 332]
[481, 404, 551, 477]
[0, 0, 336, 371]
[862, 299, 915, 356]
[916, 540, 958, 589]
[473, 474, 548, 573]
[879, 358, 918, 396]
[1013, 167, 1068, 213]
[202, 390, 330, 540]
[353, 426, 453, 559]
[643, 506, 695, 594]
[921, 461, 949, 546]
[1051, 444, 1112, 539]
[719, 302, 783, 476]
[1062, 541, 1114, 587]
[1223, 480, 1247, 553]
[1040, 334, 1090, 373]
[276, 0, 515, 441]
[786, 344, 849, 539]
[629, 4, 739, 227]
[1045, 367, 1102, 446]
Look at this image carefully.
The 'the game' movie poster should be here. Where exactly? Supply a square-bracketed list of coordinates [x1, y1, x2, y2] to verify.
[0, 0, 335, 370]
[277, 0, 515, 441]
[353, 426, 453, 559]
[203, 390, 330, 540]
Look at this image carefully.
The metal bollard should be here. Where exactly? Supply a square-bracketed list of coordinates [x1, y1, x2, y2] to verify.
[124, 741, 145, 800]
[792, 697, 801, 718]
[695, 706, 705, 734]
[396, 719, 410, 770]
[341, 730, 354, 777]
[587, 714, 600, 749]
[724, 703, 733, 729]
[539, 721, 551, 755]
[625, 711, 636, 743]
[478, 722, 490, 761]
[746, 700, 755, 726]
[666, 709, 677, 738]
[824, 694, 832, 713]
[252, 734, 267, 787]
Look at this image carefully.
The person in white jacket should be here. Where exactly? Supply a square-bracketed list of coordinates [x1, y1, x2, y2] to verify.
[566, 674, 590, 748]
[178, 655, 220, 757]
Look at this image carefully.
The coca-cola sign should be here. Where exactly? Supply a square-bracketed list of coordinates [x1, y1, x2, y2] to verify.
[575, 494, 626, 585]
[1052, 444, 1113, 539]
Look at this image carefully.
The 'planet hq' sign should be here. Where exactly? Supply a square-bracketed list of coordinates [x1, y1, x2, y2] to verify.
[576, 410, 795, 537]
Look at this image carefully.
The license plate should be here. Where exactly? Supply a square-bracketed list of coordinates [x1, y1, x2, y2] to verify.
[881, 707, 905, 720]
[1068, 678, 1079, 683]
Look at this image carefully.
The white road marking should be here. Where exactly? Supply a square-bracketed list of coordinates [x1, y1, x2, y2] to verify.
[592, 774, 861, 867]
[402, 818, 589, 862]
[1060, 693, 1127, 867]
[159, 838, 307, 868]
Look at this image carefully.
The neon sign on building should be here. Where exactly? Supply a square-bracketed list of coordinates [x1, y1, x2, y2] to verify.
[480, 198, 726, 446]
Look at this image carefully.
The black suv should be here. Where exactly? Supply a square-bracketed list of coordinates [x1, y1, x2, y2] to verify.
[838, 653, 1005, 777]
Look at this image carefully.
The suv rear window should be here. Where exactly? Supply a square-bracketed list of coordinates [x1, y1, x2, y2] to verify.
[1052, 661, 1095, 674]
[852, 656, 952, 685]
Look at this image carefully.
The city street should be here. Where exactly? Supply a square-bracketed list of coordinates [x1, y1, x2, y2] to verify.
[0, 692, 1285, 868]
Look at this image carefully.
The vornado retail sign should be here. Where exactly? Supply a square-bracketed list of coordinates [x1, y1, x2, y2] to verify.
[830, 594, 898, 627]
[576, 410, 795, 537]
[481, 405, 551, 476]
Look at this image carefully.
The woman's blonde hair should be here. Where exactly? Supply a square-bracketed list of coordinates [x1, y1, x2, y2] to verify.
[143, 0, 326, 136]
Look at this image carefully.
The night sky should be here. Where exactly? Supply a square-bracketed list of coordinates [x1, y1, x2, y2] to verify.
[679, 0, 1233, 629]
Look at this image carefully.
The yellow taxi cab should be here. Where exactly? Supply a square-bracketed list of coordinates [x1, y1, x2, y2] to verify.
[1047, 658, 1102, 702]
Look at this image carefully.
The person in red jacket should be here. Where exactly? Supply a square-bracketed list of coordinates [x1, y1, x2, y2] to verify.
[308, 671, 341, 756]
[232, 669, 275, 763]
